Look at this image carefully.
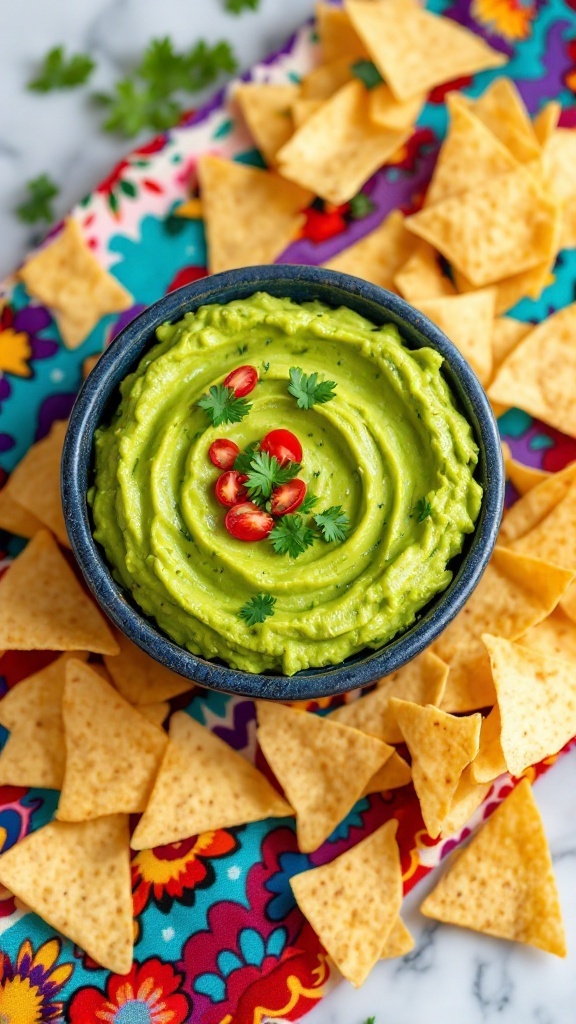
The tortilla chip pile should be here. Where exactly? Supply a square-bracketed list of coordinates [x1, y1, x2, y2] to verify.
[1, 0, 573, 991]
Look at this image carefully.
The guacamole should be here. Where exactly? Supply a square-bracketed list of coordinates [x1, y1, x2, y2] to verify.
[91, 292, 482, 675]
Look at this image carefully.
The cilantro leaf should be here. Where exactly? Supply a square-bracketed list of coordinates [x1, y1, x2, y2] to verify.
[416, 497, 432, 522]
[288, 367, 337, 410]
[15, 174, 59, 224]
[239, 592, 276, 626]
[299, 492, 319, 515]
[349, 191, 377, 220]
[234, 440, 260, 474]
[271, 514, 316, 558]
[226, 0, 260, 12]
[365, 1018, 376, 1024]
[98, 79, 182, 136]
[350, 59, 384, 90]
[198, 384, 252, 427]
[28, 46, 95, 92]
[314, 505, 350, 543]
[245, 451, 301, 501]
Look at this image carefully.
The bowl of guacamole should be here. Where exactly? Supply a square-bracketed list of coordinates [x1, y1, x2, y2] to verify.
[62, 265, 504, 700]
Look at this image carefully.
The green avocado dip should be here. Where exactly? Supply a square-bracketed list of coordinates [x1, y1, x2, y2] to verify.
[90, 292, 482, 675]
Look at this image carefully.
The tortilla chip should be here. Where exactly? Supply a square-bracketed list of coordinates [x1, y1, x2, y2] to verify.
[369, 84, 425, 132]
[390, 699, 481, 838]
[0, 485, 43, 539]
[104, 628, 193, 705]
[6, 420, 68, 546]
[291, 97, 323, 128]
[483, 634, 576, 777]
[256, 701, 392, 853]
[507, 479, 576, 570]
[344, 0, 506, 101]
[276, 80, 409, 206]
[235, 83, 298, 166]
[499, 460, 576, 545]
[300, 55, 353, 101]
[329, 649, 448, 745]
[290, 819, 402, 986]
[502, 442, 551, 496]
[18, 218, 132, 350]
[436, 546, 574, 713]
[381, 916, 414, 959]
[422, 778, 566, 956]
[425, 94, 518, 208]
[0, 652, 88, 789]
[456, 258, 555, 315]
[137, 702, 170, 728]
[198, 155, 312, 274]
[440, 766, 491, 837]
[0, 530, 119, 654]
[131, 711, 292, 850]
[415, 289, 495, 385]
[394, 243, 456, 303]
[362, 750, 412, 796]
[175, 197, 203, 219]
[533, 101, 561, 147]
[57, 660, 167, 821]
[469, 706, 506, 785]
[316, 2, 368, 62]
[560, 194, 576, 249]
[407, 166, 559, 288]
[0, 814, 133, 973]
[323, 209, 415, 289]
[470, 79, 540, 163]
[491, 317, 531, 377]
[521, 606, 576, 665]
[489, 303, 576, 437]
[542, 128, 576, 205]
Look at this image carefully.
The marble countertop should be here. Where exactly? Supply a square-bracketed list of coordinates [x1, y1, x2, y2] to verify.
[1, 2, 576, 1021]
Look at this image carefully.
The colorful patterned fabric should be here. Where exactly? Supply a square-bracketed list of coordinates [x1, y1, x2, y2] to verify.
[1, 2, 576, 1021]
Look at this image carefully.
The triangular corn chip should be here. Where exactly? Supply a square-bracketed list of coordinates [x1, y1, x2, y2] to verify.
[503, 449, 549, 496]
[407, 166, 558, 288]
[415, 289, 495, 384]
[137, 702, 170, 728]
[57, 660, 167, 820]
[381, 917, 414, 959]
[131, 711, 292, 850]
[316, 2, 367, 62]
[329, 649, 448, 744]
[0, 652, 88, 789]
[300, 56, 353, 101]
[6, 420, 68, 546]
[277, 80, 408, 206]
[0, 530, 119, 654]
[489, 303, 576, 439]
[521, 606, 576, 664]
[483, 634, 576, 777]
[421, 779, 566, 956]
[425, 94, 518, 208]
[455, 258, 556, 316]
[104, 629, 193, 705]
[19, 218, 132, 349]
[491, 318, 531, 377]
[324, 210, 414, 289]
[390, 699, 481, 838]
[394, 242, 456, 303]
[440, 766, 490, 838]
[435, 546, 573, 713]
[0, 815, 134, 973]
[499, 460, 576, 545]
[290, 819, 402, 986]
[369, 84, 425, 132]
[0, 485, 42, 539]
[533, 101, 561, 147]
[235, 83, 299, 165]
[362, 750, 412, 796]
[508, 479, 576, 569]
[469, 706, 506, 785]
[198, 155, 312, 273]
[469, 79, 540, 163]
[256, 701, 392, 852]
[291, 97, 323, 128]
[345, 0, 506, 101]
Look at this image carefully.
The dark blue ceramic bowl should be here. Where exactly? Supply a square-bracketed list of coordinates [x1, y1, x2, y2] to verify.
[62, 265, 504, 700]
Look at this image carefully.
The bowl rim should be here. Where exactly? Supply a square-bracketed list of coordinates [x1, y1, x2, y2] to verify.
[61, 264, 505, 700]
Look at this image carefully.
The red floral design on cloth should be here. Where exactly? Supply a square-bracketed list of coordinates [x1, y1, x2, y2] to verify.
[131, 830, 239, 915]
[68, 957, 191, 1024]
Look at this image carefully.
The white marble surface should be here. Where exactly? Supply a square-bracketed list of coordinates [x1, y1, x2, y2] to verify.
[1, 2, 576, 1022]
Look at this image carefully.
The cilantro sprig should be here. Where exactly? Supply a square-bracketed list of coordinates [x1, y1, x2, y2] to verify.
[233, 440, 260, 474]
[198, 384, 252, 427]
[288, 367, 337, 410]
[15, 175, 59, 224]
[416, 497, 432, 522]
[225, 0, 260, 11]
[299, 492, 319, 515]
[271, 514, 316, 558]
[244, 451, 301, 501]
[28, 46, 95, 92]
[239, 592, 276, 626]
[314, 505, 350, 543]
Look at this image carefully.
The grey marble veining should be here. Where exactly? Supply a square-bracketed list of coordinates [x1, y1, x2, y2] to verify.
[2, 2, 576, 1021]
